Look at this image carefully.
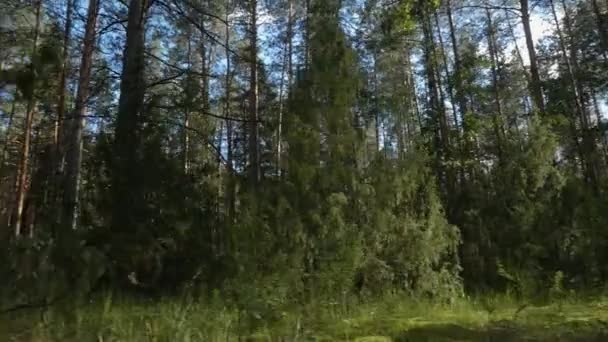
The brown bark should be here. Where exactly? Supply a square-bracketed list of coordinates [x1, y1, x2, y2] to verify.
[519, 0, 545, 114]
[14, 0, 42, 237]
[61, 0, 100, 230]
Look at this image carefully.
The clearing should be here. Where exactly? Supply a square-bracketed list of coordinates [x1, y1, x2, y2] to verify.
[1, 294, 608, 341]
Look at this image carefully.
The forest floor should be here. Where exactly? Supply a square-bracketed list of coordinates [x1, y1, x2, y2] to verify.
[1, 293, 608, 341]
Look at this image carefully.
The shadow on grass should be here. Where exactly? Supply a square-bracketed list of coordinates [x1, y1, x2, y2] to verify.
[394, 322, 608, 342]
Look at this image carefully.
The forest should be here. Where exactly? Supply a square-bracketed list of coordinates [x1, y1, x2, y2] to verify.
[1, 0, 608, 340]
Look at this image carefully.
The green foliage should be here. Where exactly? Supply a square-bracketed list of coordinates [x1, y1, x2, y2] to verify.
[4, 293, 608, 341]
[3, 0, 608, 325]
[357, 155, 461, 298]
[0, 234, 107, 312]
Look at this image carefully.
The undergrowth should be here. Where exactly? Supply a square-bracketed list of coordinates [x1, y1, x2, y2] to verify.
[2, 292, 608, 341]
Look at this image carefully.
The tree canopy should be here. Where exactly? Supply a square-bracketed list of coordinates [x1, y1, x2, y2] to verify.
[1, 0, 608, 307]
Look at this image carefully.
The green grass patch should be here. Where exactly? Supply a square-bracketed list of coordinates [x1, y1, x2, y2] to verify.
[2, 293, 608, 341]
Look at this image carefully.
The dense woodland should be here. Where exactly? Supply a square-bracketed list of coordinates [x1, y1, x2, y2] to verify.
[1, 0, 608, 309]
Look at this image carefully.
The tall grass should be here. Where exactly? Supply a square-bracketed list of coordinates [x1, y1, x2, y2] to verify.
[2, 292, 608, 341]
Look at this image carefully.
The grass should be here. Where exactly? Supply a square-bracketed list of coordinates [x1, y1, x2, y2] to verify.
[1, 292, 608, 341]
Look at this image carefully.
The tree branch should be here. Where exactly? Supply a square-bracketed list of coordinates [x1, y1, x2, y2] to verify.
[452, 5, 521, 17]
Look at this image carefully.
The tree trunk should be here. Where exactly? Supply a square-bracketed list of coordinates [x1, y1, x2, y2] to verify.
[0, 90, 17, 171]
[519, 0, 545, 114]
[434, 10, 459, 136]
[504, 7, 532, 127]
[200, 15, 210, 115]
[373, 53, 381, 152]
[217, 121, 224, 221]
[287, 0, 294, 88]
[55, 0, 73, 154]
[61, 0, 99, 230]
[14, 0, 42, 237]
[446, 0, 474, 181]
[591, 88, 607, 160]
[304, 0, 311, 70]
[405, 47, 423, 141]
[421, 4, 450, 195]
[112, 0, 149, 230]
[47, 0, 74, 227]
[556, 0, 600, 185]
[184, 35, 192, 175]
[422, 9, 449, 150]
[248, 0, 260, 185]
[277, 0, 294, 176]
[224, 0, 235, 220]
[591, 0, 608, 59]
[485, 7, 505, 160]
[549, 0, 598, 188]
[504, 8, 529, 85]
[277, 36, 287, 175]
[446, 0, 467, 118]
[1, 92, 17, 226]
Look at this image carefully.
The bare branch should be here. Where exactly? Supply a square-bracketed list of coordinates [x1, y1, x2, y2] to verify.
[452, 4, 521, 17]
[150, 104, 262, 124]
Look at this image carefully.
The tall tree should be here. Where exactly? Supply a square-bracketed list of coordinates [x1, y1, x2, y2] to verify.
[224, 0, 235, 220]
[248, 0, 260, 185]
[549, 0, 599, 185]
[112, 0, 149, 231]
[485, 7, 505, 160]
[419, 0, 451, 196]
[13, 0, 42, 236]
[519, 0, 546, 114]
[61, 0, 100, 230]
[54, 0, 73, 175]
